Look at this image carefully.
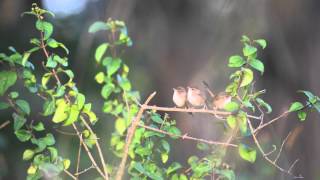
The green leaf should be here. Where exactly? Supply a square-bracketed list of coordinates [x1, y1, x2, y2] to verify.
[289, 102, 304, 112]
[42, 100, 56, 116]
[256, 98, 272, 113]
[13, 113, 26, 131]
[33, 122, 45, 131]
[75, 93, 85, 110]
[63, 159, 71, 169]
[22, 52, 31, 66]
[117, 75, 132, 91]
[161, 153, 169, 163]
[88, 21, 110, 33]
[101, 83, 115, 99]
[48, 147, 58, 161]
[248, 59, 264, 74]
[161, 140, 170, 152]
[46, 56, 57, 68]
[254, 39, 267, 49]
[115, 118, 127, 135]
[95, 43, 109, 63]
[9, 92, 19, 99]
[84, 133, 97, 149]
[47, 38, 58, 48]
[0, 102, 10, 110]
[15, 99, 31, 115]
[298, 90, 317, 103]
[239, 144, 256, 163]
[243, 44, 257, 57]
[63, 105, 80, 126]
[240, 68, 253, 87]
[224, 101, 239, 112]
[95, 72, 105, 84]
[27, 164, 37, 175]
[35, 20, 53, 40]
[52, 99, 69, 123]
[241, 35, 250, 43]
[226, 115, 236, 129]
[0, 71, 17, 96]
[151, 114, 163, 124]
[237, 111, 248, 135]
[15, 129, 32, 142]
[107, 58, 122, 76]
[23, 149, 35, 160]
[228, 55, 245, 67]
[41, 133, 55, 146]
[53, 55, 68, 66]
[297, 111, 307, 121]
[166, 162, 182, 175]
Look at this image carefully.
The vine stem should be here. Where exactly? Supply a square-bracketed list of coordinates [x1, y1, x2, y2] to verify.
[39, 29, 109, 179]
[115, 92, 156, 180]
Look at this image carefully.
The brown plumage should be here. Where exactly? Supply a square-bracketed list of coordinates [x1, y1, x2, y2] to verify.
[173, 87, 187, 107]
[187, 87, 206, 108]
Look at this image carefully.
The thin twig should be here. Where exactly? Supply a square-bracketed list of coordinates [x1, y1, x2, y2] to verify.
[0, 120, 10, 130]
[247, 119, 303, 179]
[115, 92, 156, 180]
[274, 132, 292, 163]
[75, 164, 95, 176]
[72, 124, 106, 178]
[254, 111, 290, 134]
[80, 116, 108, 179]
[64, 169, 77, 180]
[76, 134, 83, 179]
[138, 124, 238, 147]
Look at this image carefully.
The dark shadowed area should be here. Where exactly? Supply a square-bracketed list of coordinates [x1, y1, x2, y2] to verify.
[0, 0, 319, 179]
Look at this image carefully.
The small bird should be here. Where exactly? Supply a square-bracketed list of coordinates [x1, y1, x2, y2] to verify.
[187, 87, 206, 108]
[172, 87, 187, 107]
[212, 92, 232, 110]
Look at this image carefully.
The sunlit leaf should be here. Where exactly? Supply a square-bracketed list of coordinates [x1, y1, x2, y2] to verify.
[95, 43, 109, 64]
[289, 102, 304, 112]
[227, 115, 236, 129]
[95, 72, 105, 84]
[15, 129, 32, 142]
[254, 39, 267, 49]
[33, 122, 45, 131]
[63, 105, 80, 126]
[240, 68, 253, 87]
[23, 149, 35, 160]
[243, 44, 257, 57]
[35, 20, 53, 40]
[239, 144, 256, 163]
[224, 101, 239, 112]
[228, 55, 245, 68]
[297, 111, 307, 121]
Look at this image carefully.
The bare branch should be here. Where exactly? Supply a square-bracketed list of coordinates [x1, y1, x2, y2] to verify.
[115, 92, 157, 180]
[247, 119, 303, 179]
[64, 169, 77, 180]
[138, 123, 238, 147]
[0, 120, 10, 130]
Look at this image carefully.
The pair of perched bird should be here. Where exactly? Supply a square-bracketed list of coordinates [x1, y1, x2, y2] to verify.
[172, 86, 232, 110]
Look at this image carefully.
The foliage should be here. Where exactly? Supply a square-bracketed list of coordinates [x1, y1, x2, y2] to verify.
[0, 3, 319, 180]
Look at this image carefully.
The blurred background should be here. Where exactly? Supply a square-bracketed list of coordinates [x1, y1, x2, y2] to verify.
[0, 0, 319, 179]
